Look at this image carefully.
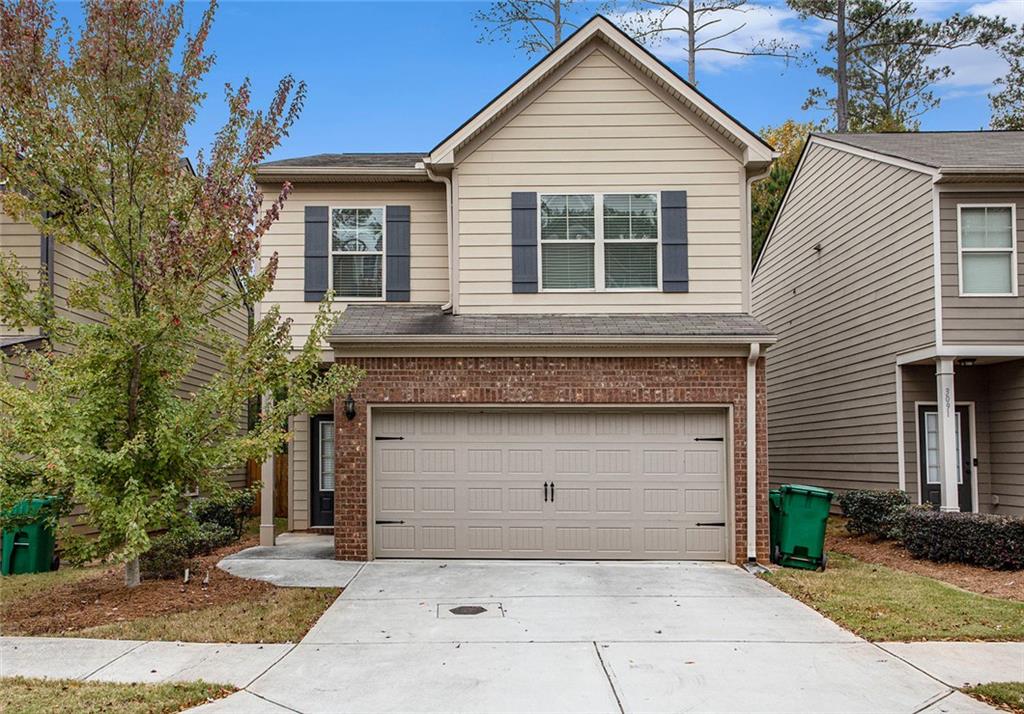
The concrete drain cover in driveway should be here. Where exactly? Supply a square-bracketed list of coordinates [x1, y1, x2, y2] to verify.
[437, 602, 505, 618]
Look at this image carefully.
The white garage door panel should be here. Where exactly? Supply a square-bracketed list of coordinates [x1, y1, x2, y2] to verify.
[372, 410, 728, 560]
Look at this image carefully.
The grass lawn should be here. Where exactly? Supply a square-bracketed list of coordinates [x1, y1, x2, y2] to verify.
[0, 677, 234, 714]
[963, 682, 1024, 713]
[73, 586, 339, 642]
[761, 552, 1024, 641]
[1, 518, 338, 643]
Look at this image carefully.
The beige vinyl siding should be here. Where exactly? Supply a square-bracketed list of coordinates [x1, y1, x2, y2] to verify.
[939, 190, 1024, 344]
[989, 358, 1024, 515]
[752, 142, 936, 496]
[901, 364, 992, 511]
[258, 182, 449, 348]
[454, 46, 745, 314]
[289, 413, 310, 530]
[0, 212, 42, 338]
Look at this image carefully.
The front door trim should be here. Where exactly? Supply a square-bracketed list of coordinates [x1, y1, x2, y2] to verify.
[913, 401, 978, 513]
[364, 403, 737, 562]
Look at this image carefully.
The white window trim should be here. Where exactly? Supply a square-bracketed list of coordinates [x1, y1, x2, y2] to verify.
[956, 203, 1018, 298]
[329, 205, 387, 301]
[318, 419, 335, 493]
[913, 401, 979, 513]
[537, 192, 662, 293]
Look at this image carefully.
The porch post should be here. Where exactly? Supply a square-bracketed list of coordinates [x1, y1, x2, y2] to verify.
[260, 392, 276, 546]
[935, 357, 960, 512]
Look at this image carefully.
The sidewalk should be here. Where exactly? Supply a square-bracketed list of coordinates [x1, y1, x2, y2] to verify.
[216, 532, 363, 587]
[877, 642, 1024, 688]
[0, 636, 293, 688]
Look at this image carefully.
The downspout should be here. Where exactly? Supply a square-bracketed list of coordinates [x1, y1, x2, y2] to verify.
[424, 164, 454, 313]
[746, 342, 761, 562]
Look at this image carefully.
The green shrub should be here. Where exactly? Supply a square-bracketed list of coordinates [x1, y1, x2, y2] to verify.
[838, 489, 911, 540]
[900, 509, 1024, 570]
[139, 520, 236, 580]
[191, 488, 256, 539]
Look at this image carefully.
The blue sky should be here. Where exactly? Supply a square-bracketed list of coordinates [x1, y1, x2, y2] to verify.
[55, 1, 1023, 162]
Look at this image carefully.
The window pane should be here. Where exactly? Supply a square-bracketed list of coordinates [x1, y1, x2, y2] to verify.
[962, 207, 1013, 248]
[925, 413, 939, 484]
[542, 243, 594, 289]
[605, 243, 657, 288]
[541, 194, 594, 240]
[963, 253, 1013, 294]
[333, 254, 382, 297]
[604, 193, 658, 241]
[320, 421, 335, 492]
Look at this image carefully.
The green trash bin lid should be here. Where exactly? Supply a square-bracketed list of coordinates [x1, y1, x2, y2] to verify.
[5, 497, 58, 517]
[779, 483, 834, 500]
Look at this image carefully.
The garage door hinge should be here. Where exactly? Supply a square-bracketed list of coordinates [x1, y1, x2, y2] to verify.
[694, 437, 724, 442]
[374, 436, 404, 441]
[375, 520, 406, 525]
[696, 522, 726, 527]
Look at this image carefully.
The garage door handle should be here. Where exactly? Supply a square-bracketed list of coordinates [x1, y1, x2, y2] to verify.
[543, 482, 549, 502]
[696, 522, 725, 527]
[550, 482, 555, 501]
[375, 520, 405, 525]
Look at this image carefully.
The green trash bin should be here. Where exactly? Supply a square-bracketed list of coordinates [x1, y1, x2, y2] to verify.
[769, 489, 782, 564]
[775, 484, 833, 571]
[1, 497, 59, 576]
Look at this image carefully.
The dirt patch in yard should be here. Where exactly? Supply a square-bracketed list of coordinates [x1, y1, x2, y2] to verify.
[2, 536, 273, 637]
[827, 530, 1024, 603]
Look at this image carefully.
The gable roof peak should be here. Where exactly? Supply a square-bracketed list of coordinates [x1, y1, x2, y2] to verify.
[427, 13, 774, 167]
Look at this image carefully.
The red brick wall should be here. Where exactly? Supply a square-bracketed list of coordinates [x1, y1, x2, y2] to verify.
[333, 355, 768, 563]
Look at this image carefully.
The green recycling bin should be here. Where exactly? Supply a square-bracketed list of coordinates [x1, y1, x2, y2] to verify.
[774, 484, 833, 571]
[2, 497, 59, 576]
[769, 489, 782, 564]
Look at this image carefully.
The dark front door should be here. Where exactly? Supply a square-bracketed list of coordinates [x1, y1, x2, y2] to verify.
[918, 404, 973, 511]
[310, 414, 335, 527]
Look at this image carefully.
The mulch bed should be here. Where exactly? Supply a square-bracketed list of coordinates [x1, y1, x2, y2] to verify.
[827, 530, 1024, 602]
[2, 537, 275, 637]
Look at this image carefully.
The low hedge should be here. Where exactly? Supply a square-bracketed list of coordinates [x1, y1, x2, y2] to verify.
[838, 489, 911, 540]
[900, 509, 1024, 571]
[140, 520, 236, 580]
[191, 488, 256, 539]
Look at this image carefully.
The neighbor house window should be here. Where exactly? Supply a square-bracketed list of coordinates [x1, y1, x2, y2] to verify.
[331, 207, 384, 298]
[319, 420, 335, 492]
[958, 205, 1017, 296]
[539, 193, 659, 290]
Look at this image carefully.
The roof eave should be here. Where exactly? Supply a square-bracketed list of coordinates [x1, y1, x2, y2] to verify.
[327, 334, 777, 345]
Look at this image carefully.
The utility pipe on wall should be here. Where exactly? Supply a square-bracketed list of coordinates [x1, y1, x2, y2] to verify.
[424, 165, 455, 313]
[747, 342, 761, 562]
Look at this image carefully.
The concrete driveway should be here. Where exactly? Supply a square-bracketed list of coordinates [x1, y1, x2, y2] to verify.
[193, 560, 993, 714]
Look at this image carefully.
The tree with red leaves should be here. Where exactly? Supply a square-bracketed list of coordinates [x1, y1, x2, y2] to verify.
[0, 0, 361, 586]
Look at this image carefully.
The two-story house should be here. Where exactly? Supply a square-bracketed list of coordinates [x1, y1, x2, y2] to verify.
[255, 16, 777, 564]
[753, 132, 1024, 516]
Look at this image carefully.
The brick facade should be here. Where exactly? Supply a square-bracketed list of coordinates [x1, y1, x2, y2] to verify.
[333, 355, 768, 563]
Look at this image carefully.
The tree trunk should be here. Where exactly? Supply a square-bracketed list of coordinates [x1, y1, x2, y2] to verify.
[688, 0, 697, 85]
[553, 0, 562, 45]
[835, 0, 849, 131]
[125, 556, 140, 587]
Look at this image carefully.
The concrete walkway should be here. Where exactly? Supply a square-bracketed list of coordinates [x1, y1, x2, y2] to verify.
[877, 642, 1024, 688]
[217, 532, 362, 588]
[0, 636, 292, 688]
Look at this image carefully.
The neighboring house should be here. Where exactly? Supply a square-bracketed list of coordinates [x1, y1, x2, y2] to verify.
[255, 15, 777, 564]
[1, 191, 250, 529]
[752, 131, 1024, 517]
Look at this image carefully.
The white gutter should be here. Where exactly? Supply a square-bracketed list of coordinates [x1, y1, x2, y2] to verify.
[746, 342, 760, 562]
[327, 334, 778, 346]
[423, 163, 454, 313]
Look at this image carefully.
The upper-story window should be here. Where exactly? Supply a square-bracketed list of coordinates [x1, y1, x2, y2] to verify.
[540, 193, 659, 291]
[958, 205, 1017, 297]
[331, 207, 385, 299]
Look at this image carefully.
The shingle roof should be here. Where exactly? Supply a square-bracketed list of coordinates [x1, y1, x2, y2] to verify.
[330, 305, 773, 341]
[258, 153, 425, 170]
[820, 131, 1024, 169]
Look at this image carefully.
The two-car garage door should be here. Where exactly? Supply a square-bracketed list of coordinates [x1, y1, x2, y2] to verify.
[371, 409, 729, 560]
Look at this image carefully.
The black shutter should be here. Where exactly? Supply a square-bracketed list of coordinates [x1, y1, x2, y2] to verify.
[304, 206, 329, 302]
[661, 190, 689, 293]
[511, 192, 538, 293]
[385, 205, 411, 302]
